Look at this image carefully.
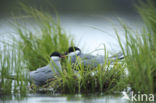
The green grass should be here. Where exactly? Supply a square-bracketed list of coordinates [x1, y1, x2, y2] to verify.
[0, 46, 12, 95]
[116, 0, 156, 94]
[0, 44, 28, 95]
[44, 49, 126, 94]
[0, 0, 156, 97]
[0, 4, 74, 95]
[12, 5, 74, 71]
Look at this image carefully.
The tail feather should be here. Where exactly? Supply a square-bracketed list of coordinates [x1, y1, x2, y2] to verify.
[109, 52, 124, 60]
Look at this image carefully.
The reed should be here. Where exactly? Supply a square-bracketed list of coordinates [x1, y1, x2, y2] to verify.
[1, 1, 156, 96]
[0, 4, 127, 94]
[116, 0, 156, 94]
[0, 44, 28, 95]
[13, 4, 74, 71]
[1, 4, 74, 95]
[46, 50, 126, 94]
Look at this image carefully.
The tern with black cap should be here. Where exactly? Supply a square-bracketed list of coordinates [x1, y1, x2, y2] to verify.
[65, 46, 124, 68]
[29, 51, 64, 86]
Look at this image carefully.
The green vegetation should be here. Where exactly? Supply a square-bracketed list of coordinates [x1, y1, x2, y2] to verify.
[0, 5, 126, 95]
[0, 0, 156, 100]
[0, 45, 28, 95]
[116, 0, 156, 94]
[13, 4, 74, 71]
[0, 5, 74, 96]
[45, 50, 126, 94]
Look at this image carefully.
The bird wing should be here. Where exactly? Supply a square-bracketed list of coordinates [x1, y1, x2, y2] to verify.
[29, 65, 55, 86]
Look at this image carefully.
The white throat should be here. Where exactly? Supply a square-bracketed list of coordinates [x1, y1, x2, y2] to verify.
[51, 56, 60, 61]
[49, 56, 62, 73]
[68, 50, 80, 57]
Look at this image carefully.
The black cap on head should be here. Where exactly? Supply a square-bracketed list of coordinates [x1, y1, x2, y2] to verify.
[50, 51, 61, 57]
[65, 46, 81, 54]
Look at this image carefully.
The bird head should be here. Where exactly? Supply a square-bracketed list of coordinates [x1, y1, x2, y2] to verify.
[50, 51, 65, 61]
[65, 46, 81, 57]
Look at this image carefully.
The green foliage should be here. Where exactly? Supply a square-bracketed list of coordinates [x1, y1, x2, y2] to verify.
[13, 5, 73, 71]
[0, 5, 127, 94]
[116, 0, 156, 94]
[2, 0, 156, 96]
[0, 4, 73, 95]
[137, 0, 156, 50]
[0, 45, 28, 95]
[46, 52, 126, 94]
[0, 47, 12, 94]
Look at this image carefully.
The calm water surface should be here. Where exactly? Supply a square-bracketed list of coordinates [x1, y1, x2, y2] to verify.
[0, 93, 128, 103]
[0, 14, 142, 54]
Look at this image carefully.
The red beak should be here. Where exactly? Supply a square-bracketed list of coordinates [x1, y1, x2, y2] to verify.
[61, 55, 66, 58]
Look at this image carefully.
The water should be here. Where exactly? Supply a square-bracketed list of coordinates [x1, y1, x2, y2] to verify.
[61, 14, 141, 53]
[0, 93, 128, 103]
[0, 14, 142, 54]
[0, 14, 142, 103]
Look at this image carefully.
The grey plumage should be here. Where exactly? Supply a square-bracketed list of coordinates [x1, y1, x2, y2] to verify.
[7, 52, 63, 86]
[66, 47, 124, 68]
[29, 57, 62, 86]
[79, 52, 124, 68]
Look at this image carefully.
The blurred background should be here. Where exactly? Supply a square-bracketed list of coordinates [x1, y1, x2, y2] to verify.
[0, 0, 154, 54]
[0, 0, 142, 16]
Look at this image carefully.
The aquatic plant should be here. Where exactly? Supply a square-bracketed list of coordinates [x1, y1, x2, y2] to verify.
[46, 50, 126, 94]
[1, 0, 156, 97]
[0, 4, 74, 95]
[0, 45, 28, 95]
[116, 0, 156, 94]
[13, 4, 74, 71]
[0, 4, 127, 95]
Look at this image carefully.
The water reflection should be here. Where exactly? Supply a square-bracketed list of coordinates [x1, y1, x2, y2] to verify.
[0, 93, 128, 103]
